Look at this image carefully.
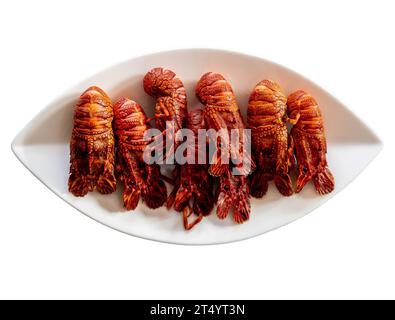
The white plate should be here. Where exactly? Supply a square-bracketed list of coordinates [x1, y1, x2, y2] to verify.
[11, 49, 382, 245]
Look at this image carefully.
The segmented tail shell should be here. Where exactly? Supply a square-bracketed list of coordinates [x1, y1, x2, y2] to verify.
[247, 79, 287, 129]
[113, 97, 150, 145]
[73, 86, 113, 134]
[287, 90, 324, 129]
[196, 72, 236, 106]
[143, 67, 187, 106]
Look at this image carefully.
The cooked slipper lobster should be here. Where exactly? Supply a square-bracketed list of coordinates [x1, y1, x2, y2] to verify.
[168, 109, 215, 230]
[196, 72, 255, 177]
[143, 68, 188, 209]
[247, 80, 294, 197]
[287, 90, 334, 194]
[196, 72, 254, 223]
[143, 67, 187, 162]
[113, 97, 167, 210]
[68, 86, 116, 196]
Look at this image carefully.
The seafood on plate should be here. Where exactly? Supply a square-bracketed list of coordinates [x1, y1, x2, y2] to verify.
[196, 72, 255, 223]
[247, 80, 294, 197]
[113, 97, 167, 210]
[287, 90, 334, 194]
[143, 67, 187, 162]
[167, 109, 215, 230]
[143, 67, 192, 213]
[66, 66, 335, 231]
[68, 86, 116, 196]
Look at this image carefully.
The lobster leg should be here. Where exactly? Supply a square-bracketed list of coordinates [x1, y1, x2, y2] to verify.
[145, 128, 174, 163]
[183, 205, 204, 230]
[273, 127, 293, 196]
[293, 132, 313, 193]
[68, 137, 90, 197]
[232, 176, 250, 224]
[166, 165, 183, 209]
[96, 140, 116, 194]
[204, 109, 230, 177]
[312, 137, 334, 195]
[123, 182, 141, 210]
[249, 146, 271, 198]
[287, 134, 295, 169]
[120, 146, 144, 210]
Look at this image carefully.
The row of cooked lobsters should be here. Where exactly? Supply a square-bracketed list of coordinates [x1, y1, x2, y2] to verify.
[68, 68, 334, 230]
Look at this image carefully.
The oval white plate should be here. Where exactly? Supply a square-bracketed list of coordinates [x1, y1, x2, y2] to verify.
[12, 49, 382, 245]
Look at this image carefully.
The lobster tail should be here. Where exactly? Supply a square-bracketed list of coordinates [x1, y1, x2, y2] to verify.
[196, 72, 235, 105]
[68, 86, 116, 197]
[143, 67, 187, 105]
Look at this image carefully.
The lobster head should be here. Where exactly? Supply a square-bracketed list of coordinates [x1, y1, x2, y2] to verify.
[216, 171, 250, 224]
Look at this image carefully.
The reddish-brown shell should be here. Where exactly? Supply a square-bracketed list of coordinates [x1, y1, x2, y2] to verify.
[73, 86, 114, 134]
[113, 97, 150, 147]
[143, 67, 187, 132]
[196, 72, 255, 177]
[287, 90, 334, 194]
[196, 72, 252, 224]
[168, 109, 215, 230]
[68, 86, 116, 196]
[143, 68, 188, 165]
[113, 97, 167, 210]
[247, 80, 293, 197]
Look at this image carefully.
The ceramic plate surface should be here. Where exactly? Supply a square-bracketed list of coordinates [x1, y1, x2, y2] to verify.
[12, 49, 382, 245]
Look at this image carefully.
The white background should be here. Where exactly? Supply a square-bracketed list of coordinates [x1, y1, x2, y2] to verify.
[1, 0, 394, 299]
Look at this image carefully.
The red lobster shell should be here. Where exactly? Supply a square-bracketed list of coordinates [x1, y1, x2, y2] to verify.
[68, 86, 116, 196]
[143, 67, 187, 161]
[247, 80, 294, 197]
[196, 72, 255, 177]
[168, 109, 215, 230]
[196, 72, 254, 223]
[113, 97, 167, 210]
[143, 67, 189, 210]
[287, 90, 334, 194]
